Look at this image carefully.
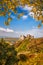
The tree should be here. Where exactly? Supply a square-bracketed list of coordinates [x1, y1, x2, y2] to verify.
[0, 40, 18, 65]
[0, 0, 43, 27]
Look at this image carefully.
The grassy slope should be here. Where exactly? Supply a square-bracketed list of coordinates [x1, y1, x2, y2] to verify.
[15, 38, 43, 65]
[16, 39, 30, 52]
[16, 38, 43, 52]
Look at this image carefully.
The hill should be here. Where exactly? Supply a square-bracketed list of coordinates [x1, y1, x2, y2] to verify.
[0, 35, 43, 65]
[14, 35, 43, 65]
[15, 36, 43, 53]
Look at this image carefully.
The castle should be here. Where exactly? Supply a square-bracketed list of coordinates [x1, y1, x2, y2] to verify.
[20, 34, 34, 40]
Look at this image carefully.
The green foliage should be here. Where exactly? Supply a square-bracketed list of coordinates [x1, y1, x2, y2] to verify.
[0, 39, 18, 65]
[0, 38, 43, 65]
[19, 54, 27, 61]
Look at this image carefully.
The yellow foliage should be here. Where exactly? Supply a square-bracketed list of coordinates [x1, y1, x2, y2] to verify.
[4, 21, 9, 26]
[32, 7, 37, 13]
[41, 20, 43, 24]
[8, 17, 12, 22]
[0, 0, 43, 26]
[38, 24, 41, 28]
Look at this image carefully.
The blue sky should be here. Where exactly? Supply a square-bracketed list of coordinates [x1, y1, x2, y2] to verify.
[0, 15, 41, 31]
[0, 5, 43, 38]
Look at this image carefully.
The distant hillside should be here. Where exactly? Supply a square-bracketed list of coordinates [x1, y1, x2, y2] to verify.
[0, 38, 19, 44]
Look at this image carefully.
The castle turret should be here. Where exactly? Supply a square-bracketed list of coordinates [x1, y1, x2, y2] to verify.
[20, 35, 26, 40]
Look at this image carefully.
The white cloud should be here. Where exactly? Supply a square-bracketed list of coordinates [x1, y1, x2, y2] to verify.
[0, 27, 6, 32]
[22, 15, 28, 19]
[6, 28, 14, 32]
[23, 5, 33, 11]
[23, 5, 34, 19]
[27, 28, 43, 38]
[23, 5, 35, 19]
[29, 12, 34, 19]
[0, 27, 14, 33]
[15, 28, 43, 38]
[0, 27, 43, 38]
